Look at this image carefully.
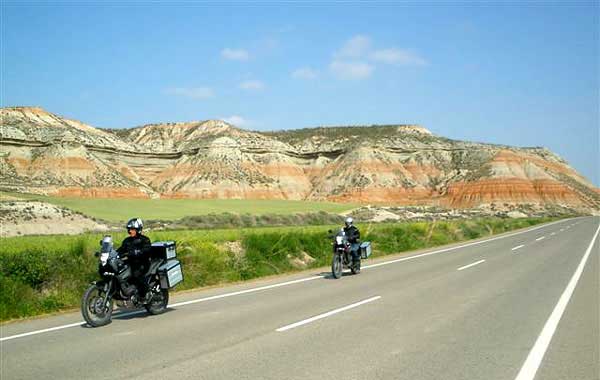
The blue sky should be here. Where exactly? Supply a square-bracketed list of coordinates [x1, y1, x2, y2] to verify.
[2, 2, 598, 185]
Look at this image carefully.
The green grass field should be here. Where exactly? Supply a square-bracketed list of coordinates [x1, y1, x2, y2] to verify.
[1, 192, 358, 222]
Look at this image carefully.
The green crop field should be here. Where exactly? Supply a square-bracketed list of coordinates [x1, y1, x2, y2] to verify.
[1, 192, 358, 222]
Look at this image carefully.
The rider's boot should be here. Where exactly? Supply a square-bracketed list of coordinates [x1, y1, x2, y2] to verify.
[352, 259, 361, 273]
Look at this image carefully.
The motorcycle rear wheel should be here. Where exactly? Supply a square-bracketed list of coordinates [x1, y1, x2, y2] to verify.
[145, 287, 169, 315]
[81, 284, 113, 327]
[331, 255, 343, 279]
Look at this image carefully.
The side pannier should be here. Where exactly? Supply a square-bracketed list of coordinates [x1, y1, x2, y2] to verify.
[360, 241, 372, 259]
[158, 259, 183, 289]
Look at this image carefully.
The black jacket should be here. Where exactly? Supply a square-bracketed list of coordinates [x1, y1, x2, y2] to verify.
[117, 234, 152, 265]
[343, 225, 360, 244]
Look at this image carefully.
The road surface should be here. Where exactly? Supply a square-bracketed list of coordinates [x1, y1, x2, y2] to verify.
[2, 217, 598, 380]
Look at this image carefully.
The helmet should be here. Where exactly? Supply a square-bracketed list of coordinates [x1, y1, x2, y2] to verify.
[126, 218, 143, 233]
[344, 217, 354, 227]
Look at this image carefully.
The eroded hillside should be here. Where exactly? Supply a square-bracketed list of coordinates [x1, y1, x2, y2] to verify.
[1, 106, 598, 212]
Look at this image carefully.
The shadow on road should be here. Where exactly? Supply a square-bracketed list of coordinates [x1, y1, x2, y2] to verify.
[318, 271, 355, 280]
[80, 308, 175, 328]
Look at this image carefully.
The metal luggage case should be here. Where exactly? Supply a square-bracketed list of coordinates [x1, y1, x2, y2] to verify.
[360, 241, 372, 259]
[158, 259, 183, 289]
[151, 241, 177, 260]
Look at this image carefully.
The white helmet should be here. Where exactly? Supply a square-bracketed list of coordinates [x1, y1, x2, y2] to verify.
[345, 217, 354, 227]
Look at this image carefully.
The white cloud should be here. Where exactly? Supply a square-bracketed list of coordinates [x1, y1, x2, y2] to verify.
[239, 80, 265, 90]
[334, 35, 371, 58]
[292, 67, 318, 80]
[222, 115, 251, 127]
[221, 48, 249, 61]
[329, 61, 374, 80]
[165, 87, 214, 100]
[370, 48, 428, 66]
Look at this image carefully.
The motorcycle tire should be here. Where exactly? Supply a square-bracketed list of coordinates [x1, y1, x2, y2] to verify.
[144, 288, 169, 315]
[332, 255, 343, 279]
[351, 260, 361, 274]
[81, 284, 113, 327]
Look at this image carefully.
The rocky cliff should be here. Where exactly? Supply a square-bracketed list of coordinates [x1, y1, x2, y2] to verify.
[1, 107, 598, 212]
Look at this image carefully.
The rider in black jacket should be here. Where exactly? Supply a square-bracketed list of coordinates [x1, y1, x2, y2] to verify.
[117, 218, 152, 298]
[343, 217, 361, 272]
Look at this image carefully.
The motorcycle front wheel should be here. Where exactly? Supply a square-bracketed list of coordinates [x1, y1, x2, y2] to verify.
[332, 255, 343, 279]
[145, 287, 169, 315]
[81, 284, 113, 327]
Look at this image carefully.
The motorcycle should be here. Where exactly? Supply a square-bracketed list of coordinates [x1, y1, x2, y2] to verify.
[81, 236, 183, 327]
[329, 229, 361, 279]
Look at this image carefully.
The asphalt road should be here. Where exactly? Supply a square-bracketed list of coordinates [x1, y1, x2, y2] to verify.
[2, 217, 598, 380]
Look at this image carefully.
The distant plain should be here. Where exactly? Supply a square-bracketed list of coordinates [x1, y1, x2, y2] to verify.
[0, 192, 358, 222]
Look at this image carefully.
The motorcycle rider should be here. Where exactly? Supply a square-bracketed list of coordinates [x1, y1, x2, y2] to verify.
[117, 218, 152, 301]
[343, 217, 361, 272]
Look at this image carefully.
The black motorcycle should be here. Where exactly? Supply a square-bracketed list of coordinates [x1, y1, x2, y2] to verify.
[81, 236, 183, 327]
[329, 229, 361, 279]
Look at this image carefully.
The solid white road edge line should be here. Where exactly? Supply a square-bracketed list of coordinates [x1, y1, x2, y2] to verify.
[0, 277, 324, 343]
[457, 259, 486, 271]
[514, 222, 600, 380]
[169, 276, 323, 308]
[535, 236, 546, 241]
[0, 321, 85, 342]
[0, 217, 579, 342]
[276, 296, 381, 332]
[512, 245, 525, 251]
[0, 310, 147, 342]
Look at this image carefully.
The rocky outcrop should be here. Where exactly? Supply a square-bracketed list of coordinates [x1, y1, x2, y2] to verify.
[1, 106, 598, 213]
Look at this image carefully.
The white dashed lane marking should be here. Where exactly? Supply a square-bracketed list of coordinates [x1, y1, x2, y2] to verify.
[457, 259, 486, 271]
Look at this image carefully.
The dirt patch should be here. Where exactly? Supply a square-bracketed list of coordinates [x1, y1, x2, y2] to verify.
[224, 241, 245, 258]
[287, 251, 316, 269]
[0, 201, 109, 237]
[223, 241, 246, 270]
[507, 211, 528, 218]
[370, 209, 402, 222]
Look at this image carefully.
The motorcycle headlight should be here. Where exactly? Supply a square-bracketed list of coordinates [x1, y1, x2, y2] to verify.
[336, 236, 343, 245]
[100, 252, 109, 266]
